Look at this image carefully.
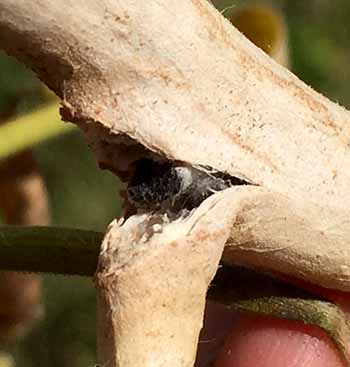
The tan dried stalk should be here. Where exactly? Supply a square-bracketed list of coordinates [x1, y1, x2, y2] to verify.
[0, 1, 350, 366]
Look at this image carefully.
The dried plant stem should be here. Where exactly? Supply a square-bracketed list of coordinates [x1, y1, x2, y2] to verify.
[1, 0, 350, 366]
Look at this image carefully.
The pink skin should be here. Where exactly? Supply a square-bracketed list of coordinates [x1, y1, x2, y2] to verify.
[197, 289, 350, 367]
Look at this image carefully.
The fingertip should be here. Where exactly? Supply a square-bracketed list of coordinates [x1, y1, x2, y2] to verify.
[213, 314, 346, 367]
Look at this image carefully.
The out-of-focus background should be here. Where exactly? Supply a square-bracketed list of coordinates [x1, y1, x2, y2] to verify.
[0, 1, 349, 366]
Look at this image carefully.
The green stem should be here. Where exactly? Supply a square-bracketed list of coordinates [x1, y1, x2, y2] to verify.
[0, 226, 102, 276]
[0, 103, 76, 160]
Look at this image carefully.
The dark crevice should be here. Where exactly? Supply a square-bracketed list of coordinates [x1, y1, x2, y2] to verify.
[126, 158, 253, 213]
[80, 128, 255, 214]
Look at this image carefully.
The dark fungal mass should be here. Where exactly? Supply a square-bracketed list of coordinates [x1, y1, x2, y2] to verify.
[127, 159, 181, 210]
[127, 159, 250, 212]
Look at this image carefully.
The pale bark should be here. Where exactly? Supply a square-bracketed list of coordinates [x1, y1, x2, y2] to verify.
[96, 191, 235, 367]
[1, 1, 350, 366]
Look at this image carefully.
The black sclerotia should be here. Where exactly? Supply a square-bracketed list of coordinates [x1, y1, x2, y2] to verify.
[127, 159, 248, 211]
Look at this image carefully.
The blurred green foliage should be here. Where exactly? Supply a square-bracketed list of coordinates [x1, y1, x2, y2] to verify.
[1, 1, 350, 366]
[0, 56, 43, 115]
